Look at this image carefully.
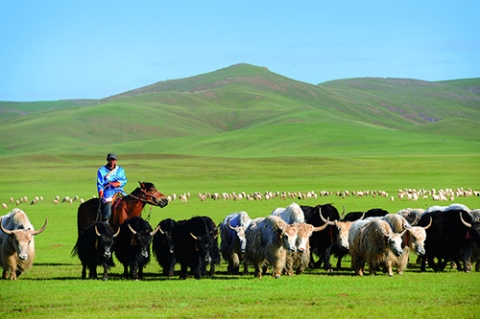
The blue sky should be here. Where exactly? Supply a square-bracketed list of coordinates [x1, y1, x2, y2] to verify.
[1, 1, 479, 101]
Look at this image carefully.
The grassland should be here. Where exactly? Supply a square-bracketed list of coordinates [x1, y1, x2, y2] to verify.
[1, 153, 480, 318]
[1, 64, 479, 318]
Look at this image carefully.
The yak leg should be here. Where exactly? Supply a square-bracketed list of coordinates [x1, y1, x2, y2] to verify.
[284, 253, 294, 276]
[139, 266, 144, 280]
[231, 253, 240, 274]
[308, 253, 318, 269]
[428, 257, 440, 272]
[420, 256, 428, 272]
[254, 262, 263, 278]
[384, 259, 394, 276]
[102, 265, 109, 281]
[208, 261, 215, 276]
[271, 261, 284, 278]
[268, 251, 286, 278]
[193, 267, 202, 280]
[336, 254, 344, 270]
[242, 260, 249, 276]
[192, 258, 202, 279]
[352, 254, 364, 276]
[436, 258, 448, 271]
[368, 261, 377, 276]
[6, 255, 17, 279]
[15, 264, 24, 278]
[89, 265, 97, 279]
[81, 265, 87, 279]
[320, 247, 333, 272]
[167, 259, 176, 277]
[179, 263, 188, 279]
[460, 259, 472, 272]
[130, 264, 139, 280]
[396, 247, 410, 274]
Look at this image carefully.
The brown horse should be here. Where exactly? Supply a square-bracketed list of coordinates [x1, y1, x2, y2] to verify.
[77, 181, 169, 232]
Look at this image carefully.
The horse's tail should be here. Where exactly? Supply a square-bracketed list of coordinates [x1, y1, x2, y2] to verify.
[77, 198, 101, 232]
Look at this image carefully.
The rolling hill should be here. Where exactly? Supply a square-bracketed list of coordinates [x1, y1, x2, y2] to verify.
[0, 63, 479, 158]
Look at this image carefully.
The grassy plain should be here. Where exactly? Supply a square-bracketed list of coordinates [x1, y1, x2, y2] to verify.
[1, 153, 479, 318]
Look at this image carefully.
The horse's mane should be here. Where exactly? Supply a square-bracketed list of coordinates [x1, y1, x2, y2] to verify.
[123, 182, 156, 199]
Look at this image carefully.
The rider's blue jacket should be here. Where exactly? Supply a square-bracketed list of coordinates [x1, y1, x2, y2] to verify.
[96, 164, 127, 200]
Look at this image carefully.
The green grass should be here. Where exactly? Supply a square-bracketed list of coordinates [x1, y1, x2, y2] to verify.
[2, 271, 479, 318]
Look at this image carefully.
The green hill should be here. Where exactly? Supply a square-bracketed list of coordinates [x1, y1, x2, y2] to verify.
[0, 100, 96, 120]
[0, 63, 479, 158]
[438, 78, 480, 95]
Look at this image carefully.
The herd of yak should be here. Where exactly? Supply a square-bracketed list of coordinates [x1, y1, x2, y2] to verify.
[0, 201, 479, 280]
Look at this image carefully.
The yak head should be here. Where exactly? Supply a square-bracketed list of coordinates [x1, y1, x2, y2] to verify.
[95, 224, 120, 259]
[403, 216, 431, 256]
[279, 224, 298, 253]
[319, 210, 351, 250]
[228, 218, 248, 253]
[158, 218, 176, 254]
[190, 232, 212, 265]
[128, 223, 160, 259]
[1, 217, 48, 260]
[387, 231, 406, 257]
[294, 223, 314, 253]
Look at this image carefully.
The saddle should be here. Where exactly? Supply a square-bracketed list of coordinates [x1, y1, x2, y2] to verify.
[112, 192, 125, 210]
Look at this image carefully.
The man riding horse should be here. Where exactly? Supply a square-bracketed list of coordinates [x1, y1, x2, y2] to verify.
[78, 152, 169, 233]
[97, 153, 127, 223]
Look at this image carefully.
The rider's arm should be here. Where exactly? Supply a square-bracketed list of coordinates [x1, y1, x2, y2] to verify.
[114, 167, 127, 188]
[97, 168, 106, 198]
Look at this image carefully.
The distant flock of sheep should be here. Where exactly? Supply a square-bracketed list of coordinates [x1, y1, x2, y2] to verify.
[170, 187, 480, 203]
[2, 187, 479, 210]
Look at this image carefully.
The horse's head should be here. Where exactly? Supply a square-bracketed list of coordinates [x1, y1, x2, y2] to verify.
[138, 181, 169, 208]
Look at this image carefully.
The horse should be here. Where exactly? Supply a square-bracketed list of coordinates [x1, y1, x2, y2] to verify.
[77, 181, 169, 233]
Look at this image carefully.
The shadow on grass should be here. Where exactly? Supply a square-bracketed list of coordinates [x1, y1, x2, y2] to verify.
[21, 261, 445, 281]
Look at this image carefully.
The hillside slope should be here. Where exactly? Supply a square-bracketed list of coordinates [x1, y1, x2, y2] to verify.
[319, 77, 480, 128]
[0, 64, 478, 158]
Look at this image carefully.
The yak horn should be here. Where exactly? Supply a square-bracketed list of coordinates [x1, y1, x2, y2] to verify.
[412, 214, 420, 226]
[0, 217, 12, 235]
[157, 225, 164, 235]
[313, 219, 329, 232]
[95, 225, 101, 237]
[32, 218, 48, 235]
[319, 210, 334, 225]
[128, 223, 137, 235]
[422, 216, 433, 230]
[0, 217, 48, 236]
[227, 218, 238, 231]
[150, 226, 161, 236]
[113, 227, 121, 238]
[190, 232, 198, 240]
[459, 212, 472, 228]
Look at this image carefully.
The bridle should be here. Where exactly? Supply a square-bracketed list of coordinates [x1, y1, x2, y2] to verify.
[128, 187, 164, 206]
